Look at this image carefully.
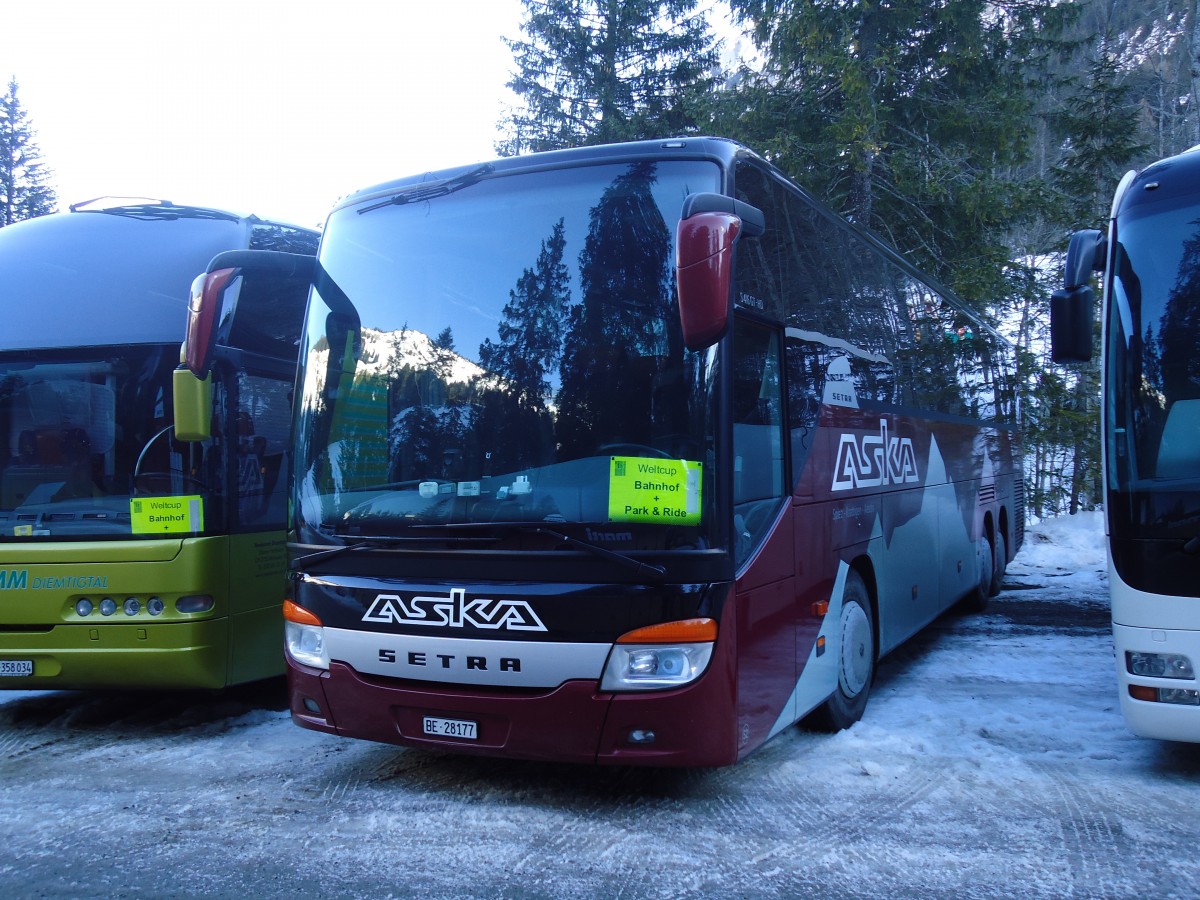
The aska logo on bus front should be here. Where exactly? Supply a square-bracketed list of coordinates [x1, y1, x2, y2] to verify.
[832, 419, 920, 491]
[362, 587, 548, 632]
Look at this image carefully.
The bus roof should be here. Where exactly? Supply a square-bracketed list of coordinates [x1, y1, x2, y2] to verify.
[1118, 145, 1200, 219]
[0, 204, 317, 352]
[334, 137, 748, 214]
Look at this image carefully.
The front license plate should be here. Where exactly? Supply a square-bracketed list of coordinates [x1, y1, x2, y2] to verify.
[422, 716, 477, 740]
[0, 660, 33, 677]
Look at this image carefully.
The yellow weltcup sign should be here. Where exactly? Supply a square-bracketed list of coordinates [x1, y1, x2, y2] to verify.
[608, 456, 702, 525]
[130, 495, 204, 534]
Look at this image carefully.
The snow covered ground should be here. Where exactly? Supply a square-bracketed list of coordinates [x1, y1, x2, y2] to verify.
[2, 511, 1198, 898]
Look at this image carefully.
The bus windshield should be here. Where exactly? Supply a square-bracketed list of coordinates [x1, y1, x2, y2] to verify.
[0, 345, 215, 540]
[294, 159, 724, 552]
[1106, 185, 1200, 538]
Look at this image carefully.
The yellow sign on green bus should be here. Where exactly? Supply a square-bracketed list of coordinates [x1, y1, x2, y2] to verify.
[608, 456, 702, 525]
[130, 495, 204, 534]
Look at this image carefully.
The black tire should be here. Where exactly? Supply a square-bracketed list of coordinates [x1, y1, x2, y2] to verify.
[961, 531, 993, 613]
[805, 569, 875, 732]
[989, 529, 1007, 597]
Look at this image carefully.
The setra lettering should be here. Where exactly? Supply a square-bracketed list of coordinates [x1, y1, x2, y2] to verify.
[376, 648, 523, 674]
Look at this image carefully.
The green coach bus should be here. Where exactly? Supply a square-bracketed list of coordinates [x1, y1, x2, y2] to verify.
[0, 200, 317, 689]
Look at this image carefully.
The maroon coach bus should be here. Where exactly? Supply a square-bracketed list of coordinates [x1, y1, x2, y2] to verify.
[191, 138, 1022, 765]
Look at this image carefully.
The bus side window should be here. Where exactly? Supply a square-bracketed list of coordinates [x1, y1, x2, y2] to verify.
[732, 317, 785, 565]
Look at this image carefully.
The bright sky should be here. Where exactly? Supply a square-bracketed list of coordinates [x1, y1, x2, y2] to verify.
[5, 0, 527, 229]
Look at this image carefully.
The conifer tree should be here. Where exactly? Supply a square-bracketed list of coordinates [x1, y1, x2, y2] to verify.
[0, 78, 56, 227]
[723, 0, 1067, 308]
[1053, 38, 1148, 227]
[1049, 34, 1148, 514]
[498, 0, 718, 155]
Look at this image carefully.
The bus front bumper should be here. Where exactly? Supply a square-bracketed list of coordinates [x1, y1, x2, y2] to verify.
[287, 658, 739, 767]
[1114, 621, 1200, 742]
[0, 619, 232, 690]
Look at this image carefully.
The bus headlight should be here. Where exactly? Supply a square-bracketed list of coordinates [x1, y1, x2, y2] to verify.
[1127, 651, 1194, 680]
[601, 644, 713, 691]
[283, 600, 329, 670]
[176, 595, 215, 614]
[600, 618, 717, 692]
[284, 621, 329, 670]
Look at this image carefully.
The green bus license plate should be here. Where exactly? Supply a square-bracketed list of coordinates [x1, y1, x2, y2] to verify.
[422, 716, 477, 740]
[0, 660, 33, 676]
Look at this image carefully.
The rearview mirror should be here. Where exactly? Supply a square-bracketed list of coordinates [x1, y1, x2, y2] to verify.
[172, 365, 212, 442]
[1050, 229, 1104, 363]
[676, 193, 765, 351]
[182, 250, 316, 378]
[1050, 285, 1095, 363]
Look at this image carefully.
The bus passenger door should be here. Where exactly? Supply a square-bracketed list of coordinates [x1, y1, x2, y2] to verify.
[730, 317, 796, 748]
[225, 370, 292, 683]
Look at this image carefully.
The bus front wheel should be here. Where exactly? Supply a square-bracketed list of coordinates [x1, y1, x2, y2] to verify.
[806, 569, 875, 732]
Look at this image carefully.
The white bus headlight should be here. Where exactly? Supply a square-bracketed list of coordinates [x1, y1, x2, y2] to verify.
[285, 620, 329, 670]
[283, 600, 329, 670]
[1127, 651, 1194, 680]
[601, 643, 713, 691]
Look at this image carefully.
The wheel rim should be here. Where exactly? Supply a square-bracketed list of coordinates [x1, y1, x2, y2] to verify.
[839, 601, 872, 697]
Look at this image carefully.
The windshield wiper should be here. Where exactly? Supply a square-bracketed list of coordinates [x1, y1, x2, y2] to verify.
[356, 164, 495, 214]
[522, 525, 668, 583]
[70, 199, 241, 222]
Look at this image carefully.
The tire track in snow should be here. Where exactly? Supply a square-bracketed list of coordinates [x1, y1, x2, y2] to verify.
[1030, 760, 1129, 899]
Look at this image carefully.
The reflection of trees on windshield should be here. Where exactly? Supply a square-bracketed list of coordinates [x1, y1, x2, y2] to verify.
[556, 162, 680, 458]
[384, 325, 473, 483]
[473, 220, 570, 474]
[1157, 224, 1200, 401]
[1111, 218, 1200, 481]
[341, 161, 697, 493]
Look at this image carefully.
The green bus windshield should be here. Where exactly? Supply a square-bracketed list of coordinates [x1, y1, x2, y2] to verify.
[0, 345, 216, 540]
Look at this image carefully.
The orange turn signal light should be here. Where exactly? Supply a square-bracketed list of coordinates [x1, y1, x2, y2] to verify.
[1128, 684, 1158, 703]
[616, 617, 717, 644]
[283, 599, 322, 626]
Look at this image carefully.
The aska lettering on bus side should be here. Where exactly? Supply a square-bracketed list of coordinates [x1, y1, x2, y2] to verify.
[832, 418, 920, 491]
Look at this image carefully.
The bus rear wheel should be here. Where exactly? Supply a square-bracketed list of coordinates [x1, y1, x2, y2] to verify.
[989, 529, 1007, 597]
[806, 569, 874, 732]
[962, 531, 994, 613]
